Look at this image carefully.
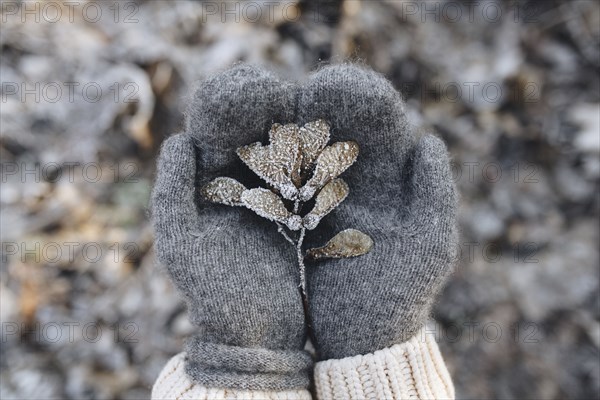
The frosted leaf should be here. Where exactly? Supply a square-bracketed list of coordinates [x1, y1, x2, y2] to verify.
[299, 141, 359, 201]
[241, 188, 290, 222]
[302, 178, 349, 230]
[306, 229, 373, 260]
[241, 188, 301, 231]
[270, 123, 304, 188]
[270, 123, 302, 180]
[201, 177, 247, 206]
[299, 119, 330, 173]
[290, 162, 303, 188]
[236, 124, 301, 200]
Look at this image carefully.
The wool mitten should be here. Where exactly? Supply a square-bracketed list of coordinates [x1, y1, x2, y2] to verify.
[151, 65, 312, 394]
[298, 65, 457, 399]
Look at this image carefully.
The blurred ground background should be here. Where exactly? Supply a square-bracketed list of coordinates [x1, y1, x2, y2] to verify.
[1, 0, 599, 399]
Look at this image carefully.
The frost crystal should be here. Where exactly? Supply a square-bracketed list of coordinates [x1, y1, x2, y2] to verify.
[200, 120, 372, 294]
[306, 229, 374, 260]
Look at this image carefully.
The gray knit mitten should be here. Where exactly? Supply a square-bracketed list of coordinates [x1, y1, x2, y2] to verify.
[298, 65, 458, 360]
[151, 65, 312, 390]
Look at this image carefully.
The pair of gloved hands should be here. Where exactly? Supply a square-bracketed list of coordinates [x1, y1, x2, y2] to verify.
[151, 64, 457, 392]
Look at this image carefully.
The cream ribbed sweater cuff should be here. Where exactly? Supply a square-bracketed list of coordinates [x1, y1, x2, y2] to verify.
[151, 352, 312, 400]
[314, 327, 454, 400]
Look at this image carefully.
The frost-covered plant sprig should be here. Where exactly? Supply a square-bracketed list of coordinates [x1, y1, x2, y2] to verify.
[201, 120, 373, 293]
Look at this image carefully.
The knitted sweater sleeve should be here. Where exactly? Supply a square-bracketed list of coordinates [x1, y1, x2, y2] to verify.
[152, 328, 453, 400]
[313, 327, 455, 400]
[151, 353, 312, 400]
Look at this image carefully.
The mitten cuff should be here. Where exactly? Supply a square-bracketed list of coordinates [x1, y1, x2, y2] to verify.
[184, 338, 313, 391]
[152, 353, 312, 400]
[314, 327, 454, 400]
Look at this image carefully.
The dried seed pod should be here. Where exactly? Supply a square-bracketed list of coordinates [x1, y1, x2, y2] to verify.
[290, 162, 303, 188]
[306, 229, 373, 260]
[236, 144, 298, 200]
[236, 124, 302, 200]
[286, 214, 302, 231]
[299, 119, 330, 174]
[271, 124, 304, 188]
[302, 178, 349, 230]
[241, 188, 301, 231]
[299, 141, 359, 201]
[201, 177, 247, 206]
[269, 123, 303, 185]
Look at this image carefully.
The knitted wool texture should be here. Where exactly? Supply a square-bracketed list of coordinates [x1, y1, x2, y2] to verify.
[152, 327, 454, 400]
[314, 326, 454, 400]
[297, 65, 458, 360]
[152, 63, 457, 388]
[151, 67, 311, 391]
[152, 352, 312, 400]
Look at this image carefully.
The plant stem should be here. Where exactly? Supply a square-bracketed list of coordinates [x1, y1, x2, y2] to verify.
[278, 199, 306, 293]
[277, 222, 314, 352]
[293, 199, 300, 214]
[296, 227, 306, 294]
[276, 222, 295, 246]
